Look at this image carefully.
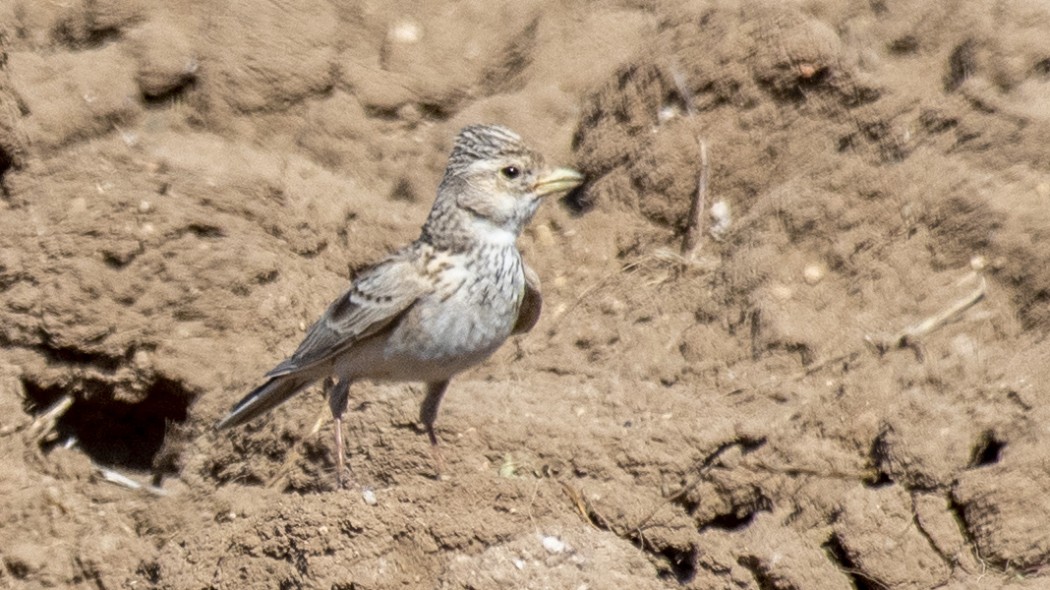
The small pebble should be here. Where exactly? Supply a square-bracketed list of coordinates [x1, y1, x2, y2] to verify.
[533, 224, 556, 248]
[598, 296, 625, 315]
[803, 263, 825, 285]
[709, 199, 732, 238]
[542, 535, 566, 554]
[388, 21, 421, 43]
[133, 350, 151, 369]
[771, 283, 794, 301]
[362, 488, 377, 506]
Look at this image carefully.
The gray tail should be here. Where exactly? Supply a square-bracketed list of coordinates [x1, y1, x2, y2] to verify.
[216, 374, 315, 430]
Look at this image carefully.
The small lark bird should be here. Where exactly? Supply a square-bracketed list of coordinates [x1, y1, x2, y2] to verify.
[217, 125, 584, 486]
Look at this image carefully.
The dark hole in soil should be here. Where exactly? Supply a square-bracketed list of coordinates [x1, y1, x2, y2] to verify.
[142, 76, 198, 108]
[862, 470, 894, 489]
[970, 431, 1005, 467]
[22, 376, 191, 472]
[658, 544, 697, 585]
[823, 535, 880, 590]
[559, 184, 592, 215]
[864, 430, 895, 488]
[706, 511, 753, 531]
[737, 555, 781, 590]
[0, 145, 13, 187]
[703, 501, 769, 532]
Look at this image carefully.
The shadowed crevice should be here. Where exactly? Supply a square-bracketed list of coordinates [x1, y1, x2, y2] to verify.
[658, 544, 698, 584]
[22, 374, 193, 473]
[822, 535, 879, 590]
[969, 431, 1004, 467]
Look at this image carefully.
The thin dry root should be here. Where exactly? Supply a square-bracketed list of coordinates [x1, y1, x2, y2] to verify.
[308, 403, 328, 436]
[266, 400, 330, 489]
[669, 61, 697, 117]
[98, 465, 168, 496]
[797, 273, 988, 379]
[560, 481, 597, 527]
[866, 274, 987, 358]
[669, 61, 713, 258]
[681, 140, 710, 257]
[795, 351, 862, 379]
[265, 456, 296, 489]
[27, 394, 74, 445]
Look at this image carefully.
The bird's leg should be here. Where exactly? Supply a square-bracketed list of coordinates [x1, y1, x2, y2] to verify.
[420, 380, 450, 479]
[326, 377, 352, 490]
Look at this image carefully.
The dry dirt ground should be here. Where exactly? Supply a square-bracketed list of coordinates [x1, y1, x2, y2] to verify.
[2, 0, 1050, 588]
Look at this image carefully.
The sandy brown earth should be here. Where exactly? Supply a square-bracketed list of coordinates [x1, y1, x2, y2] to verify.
[2, 0, 1050, 588]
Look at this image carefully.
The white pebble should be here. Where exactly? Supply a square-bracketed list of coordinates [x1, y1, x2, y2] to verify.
[658, 105, 678, 123]
[803, 263, 825, 285]
[139, 200, 152, 213]
[709, 199, 732, 239]
[388, 21, 421, 44]
[361, 488, 377, 506]
[542, 535, 566, 554]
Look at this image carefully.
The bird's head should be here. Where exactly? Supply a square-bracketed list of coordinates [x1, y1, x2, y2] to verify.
[426, 125, 584, 247]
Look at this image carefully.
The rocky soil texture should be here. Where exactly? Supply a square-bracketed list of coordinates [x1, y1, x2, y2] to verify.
[2, 0, 1049, 588]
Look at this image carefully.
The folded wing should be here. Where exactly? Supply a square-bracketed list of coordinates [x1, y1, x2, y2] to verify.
[268, 250, 433, 377]
[512, 262, 543, 335]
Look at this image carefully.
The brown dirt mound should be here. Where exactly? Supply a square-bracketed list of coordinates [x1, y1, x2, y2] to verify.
[2, 0, 1050, 588]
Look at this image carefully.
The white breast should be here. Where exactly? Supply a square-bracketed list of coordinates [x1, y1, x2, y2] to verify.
[340, 247, 525, 383]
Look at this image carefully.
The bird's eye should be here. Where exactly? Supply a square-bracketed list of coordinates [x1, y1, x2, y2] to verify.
[500, 166, 521, 180]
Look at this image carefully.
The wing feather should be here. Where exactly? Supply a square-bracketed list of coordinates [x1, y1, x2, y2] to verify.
[266, 247, 432, 377]
[512, 262, 543, 335]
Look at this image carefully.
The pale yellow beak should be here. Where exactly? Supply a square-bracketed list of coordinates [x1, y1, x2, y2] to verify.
[533, 167, 585, 197]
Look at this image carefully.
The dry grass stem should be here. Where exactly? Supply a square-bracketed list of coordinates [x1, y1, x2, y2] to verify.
[27, 394, 74, 445]
[680, 141, 710, 257]
[798, 273, 988, 379]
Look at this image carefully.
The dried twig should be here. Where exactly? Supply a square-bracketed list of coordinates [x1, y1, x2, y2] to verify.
[633, 439, 748, 535]
[669, 62, 696, 117]
[264, 402, 331, 489]
[669, 62, 713, 258]
[560, 481, 597, 527]
[680, 141, 709, 257]
[796, 351, 862, 378]
[98, 465, 168, 496]
[26, 394, 74, 444]
[865, 275, 987, 359]
[797, 273, 988, 379]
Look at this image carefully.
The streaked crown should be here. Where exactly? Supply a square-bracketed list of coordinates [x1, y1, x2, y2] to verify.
[445, 125, 532, 173]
